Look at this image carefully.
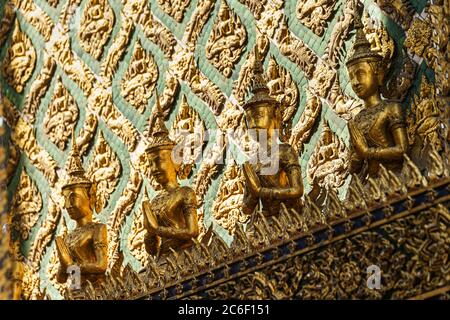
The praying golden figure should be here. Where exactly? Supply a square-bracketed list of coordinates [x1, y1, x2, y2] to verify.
[241, 47, 304, 217]
[346, 7, 409, 178]
[56, 133, 108, 286]
[141, 95, 199, 257]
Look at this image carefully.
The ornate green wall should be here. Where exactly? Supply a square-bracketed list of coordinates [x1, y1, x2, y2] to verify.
[0, 0, 445, 299]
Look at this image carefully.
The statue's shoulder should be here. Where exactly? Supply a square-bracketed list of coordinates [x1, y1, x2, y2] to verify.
[90, 221, 107, 234]
[384, 100, 404, 117]
[279, 143, 300, 166]
[279, 143, 296, 154]
[178, 186, 198, 204]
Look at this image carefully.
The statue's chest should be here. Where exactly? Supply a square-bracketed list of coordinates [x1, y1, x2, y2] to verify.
[355, 105, 390, 147]
[151, 190, 183, 225]
[66, 225, 96, 261]
[254, 163, 289, 188]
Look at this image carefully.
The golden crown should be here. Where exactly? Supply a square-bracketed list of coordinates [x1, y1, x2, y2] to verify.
[146, 92, 176, 153]
[62, 131, 92, 190]
[243, 44, 278, 110]
[346, 3, 382, 67]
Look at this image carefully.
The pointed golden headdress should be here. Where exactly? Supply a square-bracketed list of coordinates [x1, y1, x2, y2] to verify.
[346, 1, 382, 67]
[146, 92, 176, 153]
[62, 131, 92, 190]
[243, 44, 278, 110]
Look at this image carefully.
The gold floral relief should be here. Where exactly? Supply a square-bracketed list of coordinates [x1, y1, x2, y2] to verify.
[46, 219, 68, 297]
[139, 5, 177, 58]
[205, 0, 247, 78]
[23, 54, 56, 123]
[127, 188, 150, 267]
[296, 0, 337, 36]
[404, 18, 432, 58]
[158, 74, 180, 118]
[100, 18, 134, 86]
[170, 95, 205, 179]
[11, 169, 42, 240]
[76, 111, 98, 155]
[212, 163, 247, 235]
[21, 259, 45, 300]
[307, 121, 349, 190]
[182, 0, 215, 50]
[78, 0, 115, 60]
[289, 93, 322, 153]
[407, 76, 443, 157]
[121, 39, 159, 113]
[87, 132, 122, 214]
[43, 77, 79, 150]
[233, 31, 270, 105]
[266, 56, 299, 123]
[28, 196, 62, 272]
[275, 20, 317, 78]
[16, 0, 54, 41]
[106, 162, 142, 271]
[157, 0, 191, 22]
[237, 0, 267, 20]
[2, 19, 36, 93]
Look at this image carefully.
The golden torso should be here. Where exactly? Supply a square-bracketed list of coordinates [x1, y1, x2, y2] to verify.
[64, 222, 102, 265]
[353, 102, 395, 147]
[150, 187, 190, 229]
[145, 186, 197, 254]
[244, 143, 302, 215]
[350, 101, 406, 175]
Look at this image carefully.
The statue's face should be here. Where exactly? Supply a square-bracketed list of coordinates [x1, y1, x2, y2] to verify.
[245, 104, 278, 136]
[348, 61, 379, 100]
[63, 186, 91, 221]
[148, 148, 177, 186]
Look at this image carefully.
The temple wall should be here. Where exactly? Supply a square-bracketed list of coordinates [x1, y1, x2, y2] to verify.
[0, 0, 447, 299]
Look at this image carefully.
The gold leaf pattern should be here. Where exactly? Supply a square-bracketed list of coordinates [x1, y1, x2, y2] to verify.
[2, 19, 36, 93]
[121, 40, 158, 113]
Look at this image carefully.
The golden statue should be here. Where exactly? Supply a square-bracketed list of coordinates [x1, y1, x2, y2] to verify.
[141, 95, 199, 258]
[242, 47, 304, 217]
[55, 133, 108, 286]
[346, 7, 408, 179]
